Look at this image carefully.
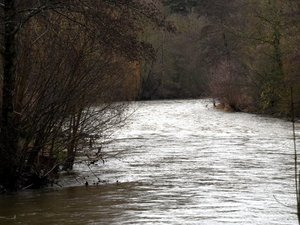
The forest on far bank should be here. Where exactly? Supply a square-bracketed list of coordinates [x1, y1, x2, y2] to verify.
[140, 0, 300, 117]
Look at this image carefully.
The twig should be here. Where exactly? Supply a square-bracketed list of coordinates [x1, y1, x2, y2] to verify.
[22, 183, 34, 190]
[291, 87, 300, 225]
[87, 164, 101, 182]
[273, 195, 293, 209]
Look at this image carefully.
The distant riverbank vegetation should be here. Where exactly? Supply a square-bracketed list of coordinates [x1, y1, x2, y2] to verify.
[140, 0, 300, 118]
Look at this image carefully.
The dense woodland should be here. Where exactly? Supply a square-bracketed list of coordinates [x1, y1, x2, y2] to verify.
[141, 0, 300, 117]
[0, 0, 299, 192]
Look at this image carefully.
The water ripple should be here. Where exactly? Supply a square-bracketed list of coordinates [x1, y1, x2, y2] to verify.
[0, 99, 298, 225]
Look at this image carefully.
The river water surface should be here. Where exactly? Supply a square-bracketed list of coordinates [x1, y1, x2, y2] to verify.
[0, 99, 299, 225]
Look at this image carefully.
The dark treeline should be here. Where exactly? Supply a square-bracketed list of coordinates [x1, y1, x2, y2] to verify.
[0, 0, 168, 192]
[140, 0, 300, 117]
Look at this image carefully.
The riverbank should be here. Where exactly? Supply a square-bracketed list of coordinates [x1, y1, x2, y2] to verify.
[211, 97, 300, 122]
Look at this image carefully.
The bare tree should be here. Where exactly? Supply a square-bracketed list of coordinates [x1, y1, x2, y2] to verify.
[0, 0, 164, 191]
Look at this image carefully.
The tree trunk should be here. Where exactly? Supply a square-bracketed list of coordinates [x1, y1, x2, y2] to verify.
[0, 0, 20, 191]
[63, 112, 82, 171]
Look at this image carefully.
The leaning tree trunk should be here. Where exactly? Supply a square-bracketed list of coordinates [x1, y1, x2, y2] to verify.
[0, 0, 20, 191]
[63, 111, 82, 171]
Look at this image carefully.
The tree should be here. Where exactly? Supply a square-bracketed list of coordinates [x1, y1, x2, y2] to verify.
[140, 7, 213, 100]
[163, 0, 199, 15]
[233, 0, 300, 115]
[0, 0, 163, 192]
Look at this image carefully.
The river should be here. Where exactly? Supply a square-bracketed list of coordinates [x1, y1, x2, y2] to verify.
[0, 99, 299, 225]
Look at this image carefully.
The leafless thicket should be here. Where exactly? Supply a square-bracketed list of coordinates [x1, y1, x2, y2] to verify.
[0, 0, 163, 191]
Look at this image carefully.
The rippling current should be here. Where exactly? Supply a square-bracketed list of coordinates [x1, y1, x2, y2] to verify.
[0, 99, 299, 225]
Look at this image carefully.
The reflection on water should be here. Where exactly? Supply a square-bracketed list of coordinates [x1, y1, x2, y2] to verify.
[0, 99, 299, 225]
